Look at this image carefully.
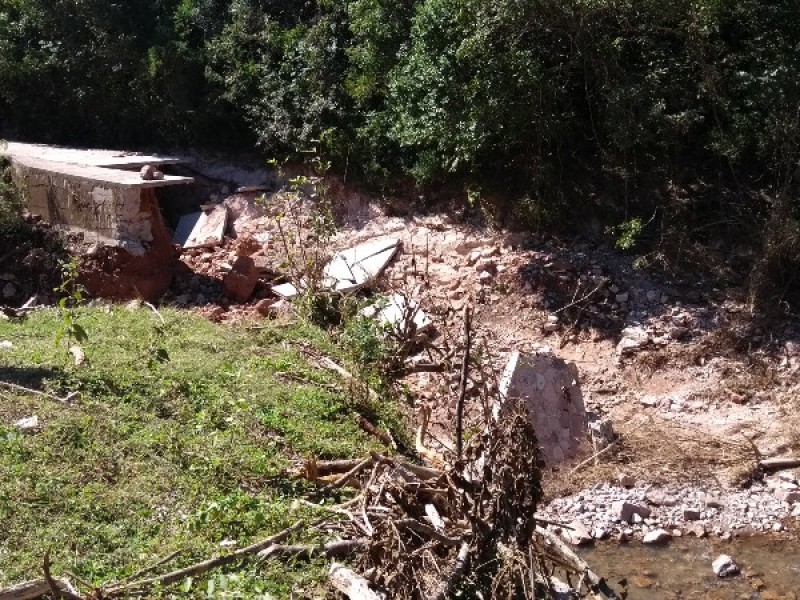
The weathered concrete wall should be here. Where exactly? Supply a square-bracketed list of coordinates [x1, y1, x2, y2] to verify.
[8, 157, 187, 300]
[498, 350, 587, 466]
[12, 162, 154, 255]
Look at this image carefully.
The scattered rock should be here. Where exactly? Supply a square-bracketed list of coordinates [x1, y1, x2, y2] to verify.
[686, 523, 707, 538]
[712, 554, 740, 578]
[612, 501, 651, 523]
[563, 521, 593, 546]
[615, 292, 629, 303]
[683, 508, 702, 521]
[0, 340, 12, 350]
[618, 474, 636, 488]
[642, 528, 671, 544]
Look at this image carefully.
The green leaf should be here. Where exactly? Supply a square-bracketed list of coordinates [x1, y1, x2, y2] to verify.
[72, 324, 89, 343]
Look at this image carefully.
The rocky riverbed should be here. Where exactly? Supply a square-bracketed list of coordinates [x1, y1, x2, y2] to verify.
[538, 471, 800, 545]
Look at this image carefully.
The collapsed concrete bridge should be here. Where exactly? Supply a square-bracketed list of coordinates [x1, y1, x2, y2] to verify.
[3, 142, 194, 300]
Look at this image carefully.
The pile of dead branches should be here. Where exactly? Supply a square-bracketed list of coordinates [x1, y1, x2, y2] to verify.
[300, 399, 620, 600]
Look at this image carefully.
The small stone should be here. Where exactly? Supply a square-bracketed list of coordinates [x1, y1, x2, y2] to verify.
[140, 164, 157, 180]
[2, 282, 16, 298]
[0, 340, 12, 350]
[712, 554, 740, 577]
[669, 326, 689, 340]
[683, 508, 702, 521]
[642, 529, 671, 544]
[618, 474, 636, 488]
[255, 298, 274, 316]
[615, 292, 629, 303]
[772, 522, 784, 532]
[592, 528, 608, 541]
[705, 495, 725, 509]
[478, 270, 494, 284]
[686, 523, 707, 538]
[646, 290, 659, 302]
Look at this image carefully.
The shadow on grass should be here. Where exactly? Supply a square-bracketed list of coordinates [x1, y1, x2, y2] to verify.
[0, 365, 64, 389]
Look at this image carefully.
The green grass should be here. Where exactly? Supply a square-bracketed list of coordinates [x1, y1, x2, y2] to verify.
[0, 306, 407, 597]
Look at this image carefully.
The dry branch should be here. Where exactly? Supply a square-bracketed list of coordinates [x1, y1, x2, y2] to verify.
[0, 381, 76, 405]
[759, 456, 800, 472]
[455, 305, 472, 459]
[258, 539, 364, 562]
[105, 521, 304, 597]
[0, 578, 76, 600]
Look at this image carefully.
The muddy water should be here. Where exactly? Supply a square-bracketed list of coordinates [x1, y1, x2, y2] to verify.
[578, 537, 800, 599]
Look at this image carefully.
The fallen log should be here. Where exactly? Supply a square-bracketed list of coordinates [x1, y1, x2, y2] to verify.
[329, 563, 384, 600]
[0, 578, 76, 600]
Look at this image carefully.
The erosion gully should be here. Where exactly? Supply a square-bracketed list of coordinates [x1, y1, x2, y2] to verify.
[578, 536, 800, 598]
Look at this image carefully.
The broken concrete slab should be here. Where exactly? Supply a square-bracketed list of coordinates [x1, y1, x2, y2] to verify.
[324, 238, 400, 294]
[270, 237, 400, 299]
[497, 350, 587, 467]
[3, 142, 185, 170]
[272, 282, 301, 299]
[173, 206, 229, 249]
[14, 415, 39, 433]
[361, 293, 432, 337]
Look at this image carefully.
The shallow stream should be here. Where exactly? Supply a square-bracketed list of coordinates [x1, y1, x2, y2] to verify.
[578, 537, 800, 599]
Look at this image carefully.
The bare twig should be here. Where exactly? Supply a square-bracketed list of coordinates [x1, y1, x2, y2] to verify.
[0, 381, 76, 405]
[455, 305, 472, 460]
[42, 551, 82, 600]
[105, 521, 304, 597]
[310, 457, 374, 497]
[257, 539, 364, 562]
[427, 542, 470, 600]
[118, 549, 183, 584]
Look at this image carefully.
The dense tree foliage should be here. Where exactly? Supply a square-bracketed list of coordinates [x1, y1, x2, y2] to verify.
[2, 1, 800, 294]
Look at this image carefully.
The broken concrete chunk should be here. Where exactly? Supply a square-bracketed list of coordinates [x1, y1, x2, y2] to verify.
[616, 326, 651, 355]
[173, 206, 229, 249]
[324, 238, 400, 294]
[361, 293, 432, 337]
[223, 256, 259, 302]
[497, 351, 587, 467]
[712, 554, 739, 577]
[272, 282, 301, 299]
[14, 415, 39, 433]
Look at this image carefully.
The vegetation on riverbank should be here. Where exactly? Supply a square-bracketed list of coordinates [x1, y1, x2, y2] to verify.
[0, 306, 406, 595]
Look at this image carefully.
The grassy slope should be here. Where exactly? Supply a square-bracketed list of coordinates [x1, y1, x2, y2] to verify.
[0, 306, 404, 597]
